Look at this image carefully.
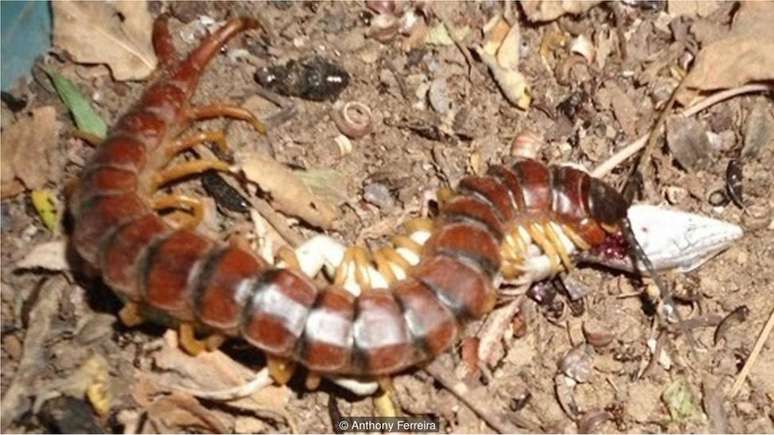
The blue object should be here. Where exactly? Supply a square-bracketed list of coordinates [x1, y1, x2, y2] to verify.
[1, 0, 52, 91]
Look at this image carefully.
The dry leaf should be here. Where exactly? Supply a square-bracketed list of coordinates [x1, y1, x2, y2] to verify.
[150, 333, 289, 411]
[32, 354, 110, 415]
[144, 393, 231, 433]
[240, 155, 339, 229]
[520, 0, 602, 23]
[678, 2, 774, 103]
[15, 241, 69, 271]
[134, 334, 291, 430]
[605, 82, 638, 137]
[475, 15, 531, 109]
[294, 169, 349, 206]
[0, 107, 60, 197]
[52, 1, 157, 81]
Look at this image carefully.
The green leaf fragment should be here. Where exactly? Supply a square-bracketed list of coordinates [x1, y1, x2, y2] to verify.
[295, 169, 349, 205]
[45, 69, 107, 139]
[31, 189, 59, 233]
[662, 378, 704, 423]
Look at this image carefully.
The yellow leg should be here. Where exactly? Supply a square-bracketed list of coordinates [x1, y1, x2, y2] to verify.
[391, 235, 423, 256]
[403, 217, 434, 234]
[186, 104, 267, 135]
[374, 378, 398, 417]
[305, 372, 321, 391]
[152, 194, 204, 230]
[333, 246, 372, 290]
[373, 248, 399, 285]
[205, 334, 226, 351]
[381, 247, 412, 272]
[528, 223, 562, 274]
[165, 131, 228, 160]
[352, 247, 372, 291]
[276, 245, 302, 271]
[267, 356, 295, 385]
[436, 187, 456, 206]
[505, 227, 527, 256]
[562, 224, 591, 251]
[151, 159, 230, 191]
[179, 323, 207, 356]
[118, 302, 144, 327]
[334, 247, 356, 287]
[544, 223, 574, 271]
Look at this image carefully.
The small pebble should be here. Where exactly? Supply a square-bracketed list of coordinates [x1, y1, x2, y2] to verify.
[428, 77, 451, 114]
[363, 182, 394, 209]
[3, 335, 22, 361]
[560, 344, 594, 383]
[665, 186, 687, 205]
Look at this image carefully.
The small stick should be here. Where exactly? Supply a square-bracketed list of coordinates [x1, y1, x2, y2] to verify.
[592, 83, 773, 178]
[729, 307, 774, 398]
[168, 367, 274, 401]
[435, 10, 477, 86]
[610, 2, 628, 61]
[424, 360, 521, 433]
[624, 75, 686, 199]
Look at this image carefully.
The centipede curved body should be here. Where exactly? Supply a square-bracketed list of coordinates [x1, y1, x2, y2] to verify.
[71, 17, 630, 377]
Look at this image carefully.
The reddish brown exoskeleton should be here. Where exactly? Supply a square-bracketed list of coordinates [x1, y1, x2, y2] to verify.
[70, 15, 679, 384]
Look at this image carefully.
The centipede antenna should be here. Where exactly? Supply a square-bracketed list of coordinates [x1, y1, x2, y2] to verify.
[621, 218, 698, 350]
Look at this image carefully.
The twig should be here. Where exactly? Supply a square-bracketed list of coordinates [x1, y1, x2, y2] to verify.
[729, 307, 774, 398]
[167, 367, 273, 401]
[251, 197, 305, 247]
[626, 75, 686, 197]
[424, 359, 521, 433]
[381, 57, 409, 101]
[610, 2, 628, 61]
[253, 87, 298, 127]
[1, 277, 65, 431]
[592, 83, 773, 178]
[435, 10, 477, 86]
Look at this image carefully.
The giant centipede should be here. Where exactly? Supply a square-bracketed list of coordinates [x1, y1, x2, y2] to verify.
[70, 16, 632, 380]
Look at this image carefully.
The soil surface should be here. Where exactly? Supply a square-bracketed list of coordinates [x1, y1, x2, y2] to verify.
[2, 1, 773, 433]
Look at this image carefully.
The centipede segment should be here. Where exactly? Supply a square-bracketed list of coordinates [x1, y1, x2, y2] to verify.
[71, 15, 633, 384]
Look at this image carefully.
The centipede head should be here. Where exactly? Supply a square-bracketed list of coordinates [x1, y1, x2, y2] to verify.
[586, 178, 629, 227]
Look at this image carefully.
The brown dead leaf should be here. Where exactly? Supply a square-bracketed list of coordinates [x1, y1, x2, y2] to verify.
[132, 333, 291, 431]
[520, 0, 602, 23]
[240, 154, 339, 229]
[52, 1, 157, 81]
[152, 336, 258, 390]
[147, 332, 290, 413]
[144, 393, 231, 434]
[678, 2, 774, 104]
[0, 107, 60, 197]
[605, 82, 638, 137]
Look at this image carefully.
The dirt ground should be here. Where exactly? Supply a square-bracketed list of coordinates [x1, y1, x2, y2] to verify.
[2, 1, 773, 433]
